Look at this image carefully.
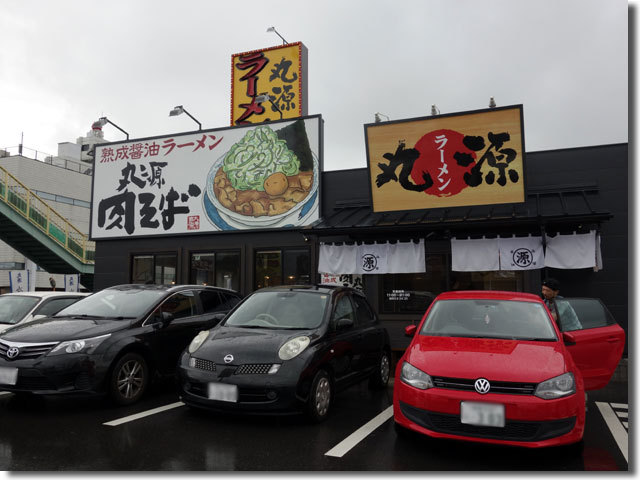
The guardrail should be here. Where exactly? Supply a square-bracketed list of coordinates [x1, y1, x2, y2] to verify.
[0, 165, 95, 264]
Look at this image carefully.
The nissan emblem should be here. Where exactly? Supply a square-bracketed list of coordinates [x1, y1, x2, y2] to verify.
[224, 354, 234, 364]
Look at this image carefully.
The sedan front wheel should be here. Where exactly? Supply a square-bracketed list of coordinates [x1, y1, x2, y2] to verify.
[110, 353, 149, 405]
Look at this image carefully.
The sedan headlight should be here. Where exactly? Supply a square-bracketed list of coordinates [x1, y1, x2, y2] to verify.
[400, 361, 434, 390]
[48, 334, 111, 356]
[534, 372, 576, 399]
[188, 330, 210, 354]
[278, 336, 310, 361]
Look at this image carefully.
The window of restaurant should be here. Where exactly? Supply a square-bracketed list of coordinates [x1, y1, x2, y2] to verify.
[189, 251, 241, 291]
[255, 248, 311, 289]
[380, 254, 524, 315]
[131, 254, 177, 285]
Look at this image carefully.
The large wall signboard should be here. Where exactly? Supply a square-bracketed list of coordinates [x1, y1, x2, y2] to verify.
[91, 115, 322, 239]
[364, 105, 525, 213]
[231, 42, 308, 126]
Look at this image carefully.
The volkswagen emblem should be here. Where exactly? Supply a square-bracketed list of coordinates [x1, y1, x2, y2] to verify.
[474, 378, 491, 394]
[6, 347, 19, 359]
[223, 354, 234, 364]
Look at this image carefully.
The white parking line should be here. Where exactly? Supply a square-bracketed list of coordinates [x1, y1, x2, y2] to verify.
[103, 401, 185, 427]
[325, 406, 394, 458]
[610, 403, 627, 409]
[596, 402, 627, 462]
[0, 392, 11, 398]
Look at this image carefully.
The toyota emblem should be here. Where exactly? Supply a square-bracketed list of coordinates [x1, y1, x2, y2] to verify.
[474, 378, 491, 394]
[6, 347, 19, 359]
[223, 354, 234, 364]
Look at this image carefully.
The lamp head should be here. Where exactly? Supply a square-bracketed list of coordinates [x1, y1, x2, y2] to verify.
[169, 105, 184, 117]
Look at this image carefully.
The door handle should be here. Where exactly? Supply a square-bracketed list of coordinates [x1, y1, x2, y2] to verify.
[606, 337, 621, 343]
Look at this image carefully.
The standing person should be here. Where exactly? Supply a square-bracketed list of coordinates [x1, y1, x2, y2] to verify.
[541, 278, 581, 331]
[49, 276, 56, 291]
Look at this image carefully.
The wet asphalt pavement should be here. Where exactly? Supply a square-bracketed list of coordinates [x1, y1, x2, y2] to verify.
[0, 377, 628, 472]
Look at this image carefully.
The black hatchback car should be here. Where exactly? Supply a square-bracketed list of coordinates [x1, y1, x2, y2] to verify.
[178, 285, 391, 421]
[0, 284, 241, 405]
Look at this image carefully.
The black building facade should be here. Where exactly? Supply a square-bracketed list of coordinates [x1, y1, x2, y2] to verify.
[93, 142, 628, 356]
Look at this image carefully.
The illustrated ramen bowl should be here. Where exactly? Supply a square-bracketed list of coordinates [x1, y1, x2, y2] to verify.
[205, 153, 319, 229]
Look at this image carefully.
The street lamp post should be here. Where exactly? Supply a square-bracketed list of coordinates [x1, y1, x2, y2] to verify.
[92, 117, 130, 140]
[169, 105, 202, 130]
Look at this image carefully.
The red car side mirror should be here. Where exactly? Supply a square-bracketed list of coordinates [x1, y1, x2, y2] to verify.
[405, 325, 417, 337]
[562, 331, 577, 346]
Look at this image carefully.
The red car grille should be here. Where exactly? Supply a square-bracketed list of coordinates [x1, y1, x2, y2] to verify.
[399, 402, 576, 442]
[432, 376, 537, 395]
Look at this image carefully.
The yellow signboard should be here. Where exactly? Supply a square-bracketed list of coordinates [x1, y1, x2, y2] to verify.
[231, 42, 307, 126]
[365, 106, 526, 213]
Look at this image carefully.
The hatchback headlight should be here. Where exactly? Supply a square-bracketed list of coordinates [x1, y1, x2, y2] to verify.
[48, 334, 111, 356]
[534, 372, 576, 399]
[400, 361, 434, 390]
[188, 330, 210, 354]
[278, 336, 310, 361]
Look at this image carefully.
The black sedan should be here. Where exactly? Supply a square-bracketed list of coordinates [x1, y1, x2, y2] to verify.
[0, 284, 241, 405]
[178, 285, 391, 421]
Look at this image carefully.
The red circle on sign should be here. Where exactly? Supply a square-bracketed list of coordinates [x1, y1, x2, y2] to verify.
[412, 129, 477, 197]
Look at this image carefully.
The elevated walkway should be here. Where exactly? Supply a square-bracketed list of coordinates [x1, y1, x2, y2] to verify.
[0, 166, 94, 290]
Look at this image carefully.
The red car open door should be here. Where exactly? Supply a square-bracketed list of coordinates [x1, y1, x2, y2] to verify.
[558, 298, 625, 390]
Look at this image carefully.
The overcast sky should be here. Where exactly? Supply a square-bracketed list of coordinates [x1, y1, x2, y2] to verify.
[0, 0, 629, 171]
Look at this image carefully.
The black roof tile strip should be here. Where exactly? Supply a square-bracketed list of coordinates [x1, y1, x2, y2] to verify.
[559, 192, 568, 215]
[374, 212, 391, 226]
[463, 208, 472, 221]
[339, 206, 368, 225]
[353, 208, 377, 226]
[581, 190, 596, 214]
[394, 211, 410, 225]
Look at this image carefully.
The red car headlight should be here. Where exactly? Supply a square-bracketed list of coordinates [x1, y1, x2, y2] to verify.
[534, 372, 576, 399]
[400, 361, 434, 390]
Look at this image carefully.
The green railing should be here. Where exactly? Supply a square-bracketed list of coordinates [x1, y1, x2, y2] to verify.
[0, 165, 95, 265]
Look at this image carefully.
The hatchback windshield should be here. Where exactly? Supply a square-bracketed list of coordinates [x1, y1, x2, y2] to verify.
[420, 299, 557, 341]
[0, 296, 40, 325]
[56, 289, 167, 319]
[225, 291, 329, 329]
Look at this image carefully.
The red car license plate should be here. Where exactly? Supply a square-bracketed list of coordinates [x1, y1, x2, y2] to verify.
[460, 401, 505, 427]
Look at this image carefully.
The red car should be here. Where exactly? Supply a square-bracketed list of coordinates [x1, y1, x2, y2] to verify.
[393, 291, 625, 448]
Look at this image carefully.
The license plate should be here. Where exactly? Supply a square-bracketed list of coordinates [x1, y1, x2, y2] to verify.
[0, 367, 18, 386]
[460, 401, 505, 427]
[207, 382, 238, 403]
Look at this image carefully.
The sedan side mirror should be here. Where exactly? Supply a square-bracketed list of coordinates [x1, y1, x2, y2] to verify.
[405, 325, 417, 337]
[209, 312, 226, 326]
[153, 311, 174, 328]
[562, 331, 577, 346]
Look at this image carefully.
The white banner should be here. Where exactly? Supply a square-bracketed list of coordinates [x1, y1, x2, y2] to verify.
[25, 259, 37, 291]
[9, 270, 27, 292]
[356, 243, 389, 274]
[388, 240, 426, 273]
[545, 230, 598, 269]
[319, 240, 426, 275]
[318, 243, 357, 275]
[65, 274, 80, 292]
[451, 238, 500, 272]
[498, 236, 544, 270]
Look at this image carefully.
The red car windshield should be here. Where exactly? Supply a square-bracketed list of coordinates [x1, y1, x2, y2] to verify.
[420, 299, 558, 341]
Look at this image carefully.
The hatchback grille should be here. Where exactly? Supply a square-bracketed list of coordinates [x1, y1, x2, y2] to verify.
[235, 364, 273, 375]
[432, 376, 537, 395]
[193, 358, 216, 372]
[399, 402, 576, 442]
[0, 340, 57, 360]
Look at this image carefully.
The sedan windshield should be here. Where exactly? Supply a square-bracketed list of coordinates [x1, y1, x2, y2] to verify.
[420, 299, 557, 341]
[225, 291, 329, 329]
[56, 289, 166, 319]
[0, 296, 40, 324]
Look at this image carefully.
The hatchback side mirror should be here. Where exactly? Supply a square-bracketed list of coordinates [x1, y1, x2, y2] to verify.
[336, 317, 354, 331]
[153, 311, 174, 328]
[405, 325, 417, 337]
